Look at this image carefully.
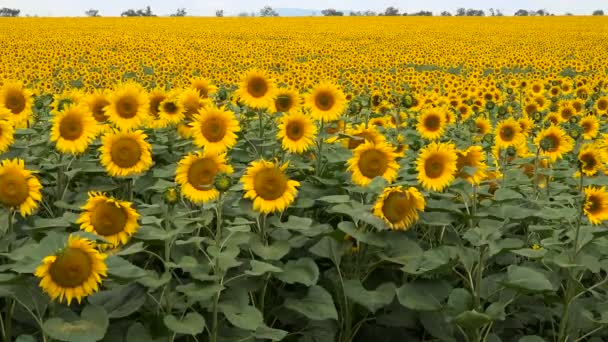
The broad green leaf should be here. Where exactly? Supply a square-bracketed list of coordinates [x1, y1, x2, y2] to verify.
[163, 313, 205, 335]
[343, 280, 395, 313]
[176, 283, 223, 302]
[309, 236, 346, 266]
[249, 236, 290, 261]
[494, 188, 523, 201]
[504, 265, 554, 293]
[106, 256, 147, 279]
[452, 310, 493, 330]
[254, 326, 289, 341]
[276, 258, 319, 286]
[43, 305, 109, 342]
[317, 195, 350, 203]
[246, 260, 283, 276]
[284, 285, 338, 320]
[396, 280, 452, 311]
[219, 304, 264, 331]
[447, 288, 473, 316]
[87, 283, 146, 318]
[518, 336, 546, 342]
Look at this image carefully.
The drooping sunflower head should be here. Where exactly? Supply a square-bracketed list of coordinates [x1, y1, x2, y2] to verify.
[175, 151, 234, 204]
[347, 141, 400, 186]
[580, 115, 599, 140]
[235, 70, 276, 109]
[416, 108, 446, 140]
[277, 112, 317, 154]
[35, 235, 107, 304]
[416, 141, 458, 192]
[99, 130, 153, 177]
[373, 186, 425, 230]
[106, 83, 150, 130]
[534, 125, 574, 162]
[179, 88, 205, 121]
[0, 119, 15, 154]
[305, 82, 347, 122]
[474, 116, 491, 136]
[77, 192, 140, 248]
[342, 124, 386, 150]
[0, 159, 42, 217]
[0, 82, 34, 128]
[494, 117, 524, 148]
[241, 160, 300, 214]
[84, 90, 110, 124]
[270, 88, 301, 114]
[190, 77, 217, 98]
[50, 104, 97, 155]
[577, 144, 604, 177]
[51, 89, 84, 115]
[158, 91, 185, 125]
[584, 187, 608, 225]
[190, 106, 240, 153]
[456, 145, 488, 184]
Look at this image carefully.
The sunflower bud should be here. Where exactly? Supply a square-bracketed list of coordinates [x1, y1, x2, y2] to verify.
[532, 111, 542, 122]
[569, 127, 582, 140]
[483, 134, 493, 144]
[497, 105, 507, 117]
[485, 101, 495, 111]
[402, 94, 414, 108]
[214, 173, 232, 193]
[592, 94, 600, 101]
[506, 146, 517, 158]
[506, 88, 513, 95]
[569, 115, 580, 124]
[409, 140, 421, 151]
[164, 188, 178, 204]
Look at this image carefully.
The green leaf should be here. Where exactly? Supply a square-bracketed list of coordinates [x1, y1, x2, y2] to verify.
[337, 221, 386, 247]
[309, 236, 346, 266]
[163, 313, 205, 335]
[176, 283, 223, 302]
[343, 280, 395, 313]
[494, 188, 523, 201]
[116, 242, 146, 256]
[87, 284, 146, 318]
[518, 336, 546, 342]
[249, 236, 290, 261]
[447, 288, 473, 316]
[219, 304, 264, 331]
[453, 310, 493, 330]
[126, 323, 165, 342]
[15, 335, 37, 342]
[396, 280, 452, 311]
[106, 256, 147, 279]
[284, 285, 338, 321]
[43, 305, 109, 342]
[246, 260, 283, 276]
[254, 326, 289, 341]
[511, 248, 547, 258]
[504, 265, 554, 293]
[317, 195, 350, 203]
[276, 258, 319, 286]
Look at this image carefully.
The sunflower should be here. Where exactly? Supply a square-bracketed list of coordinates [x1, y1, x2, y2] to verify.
[456, 145, 488, 184]
[0, 159, 42, 217]
[347, 141, 399, 186]
[158, 93, 185, 126]
[190, 77, 217, 98]
[35, 235, 107, 304]
[235, 70, 276, 109]
[147, 89, 169, 129]
[50, 104, 97, 155]
[518, 117, 535, 136]
[175, 151, 233, 204]
[0, 82, 34, 128]
[577, 144, 604, 177]
[373, 186, 425, 230]
[580, 115, 600, 140]
[105, 83, 149, 130]
[417, 108, 446, 140]
[179, 88, 207, 121]
[595, 96, 608, 115]
[277, 112, 317, 153]
[494, 118, 524, 148]
[474, 117, 492, 136]
[0, 119, 15, 154]
[558, 102, 576, 122]
[241, 160, 300, 214]
[341, 124, 386, 150]
[99, 130, 153, 177]
[189, 106, 240, 153]
[534, 125, 574, 162]
[51, 90, 83, 114]
[77, 192, 140, 248]
[305, 82, 347, 122]
[84, 90, 111, 135]
[270, 88, 301, 114]
[583, 187, 608, 225]
[416, 141, 458, 192]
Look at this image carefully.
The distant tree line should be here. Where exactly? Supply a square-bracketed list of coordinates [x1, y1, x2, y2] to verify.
[0, 8, 20, 17]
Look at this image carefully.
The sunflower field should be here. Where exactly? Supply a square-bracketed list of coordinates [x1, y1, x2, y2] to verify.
[0, 15, 608, 342]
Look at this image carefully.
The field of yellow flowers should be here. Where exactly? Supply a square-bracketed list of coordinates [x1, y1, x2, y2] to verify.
[0, 15, 608, 342]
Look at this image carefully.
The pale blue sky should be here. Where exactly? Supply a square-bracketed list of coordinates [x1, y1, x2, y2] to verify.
[2, 0, 605, 17]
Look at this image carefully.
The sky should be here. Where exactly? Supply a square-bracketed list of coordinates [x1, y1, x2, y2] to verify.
[1, 0, 605, 17]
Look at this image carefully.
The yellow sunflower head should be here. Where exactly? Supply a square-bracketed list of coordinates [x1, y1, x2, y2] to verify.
[190, 77, 217, 98]
[99, 130, 153, 177]
[595, 96, 608, 115]
[518, 117, 535, 136]
[270, 88, 301, 114]
[305, 82, 347, 122]
[347, 141, 400, 186]
[373, 186, 425, 230]
[494, 117, 524, 148]
[175, 151, 234, 204]
[189, 106, 240, 153]
[0, 159, 42, 217]
[342, 124, 386, 150]
[584, 187, 608, 225]
[577, 144, 604, 177]
[277, 112, 317, 154]
[179, 88, 207, 121]
[416, 141, 458, 192]
[77, 192, 140, 248]
[417, 108, 447, 140]
[106, 83, 150, 130]
[456, 145, 488, 184]
[474, 117, 492, 136]
[158, 91, 185, 125]
[84, 90, 110, 124]
[241, 160, 300, 214]
[580, 115, 599, 140]
[35, 235, 107, 305]
[534, 125, 574, 162]
[50, 104, 97, 155]
[0, 82, 34, 128]
[235, 70, 276, 109]
[147, 89, 169, 129]
[0, 119, 15, 154]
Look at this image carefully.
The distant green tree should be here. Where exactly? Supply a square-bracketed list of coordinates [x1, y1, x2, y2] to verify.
[259, 6, 278, 17]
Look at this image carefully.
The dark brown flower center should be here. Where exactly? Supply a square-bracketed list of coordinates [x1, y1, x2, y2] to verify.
[59, 113, 84, 140]
[116, 96, 138, 119]
[187, 158, 218, 190]
[253, 167, 287, 200]
[286, 120, 305, 140]
[49, 248, 92, 288]
[382, 191, 409, 223]
[91, 201, 128, 236]
[358, 149, 388, 179]
[315, 91, 335, 111]
[5, 89, 26, 114]
[247, 77, 269, 98]
[424, 154, 445, 179]
[0, 169, 29, 207]
[110, 137, 142, 168]
[201, 116, 227, 143]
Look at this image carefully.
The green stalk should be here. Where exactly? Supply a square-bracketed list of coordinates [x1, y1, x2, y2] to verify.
[163, 203, 174, 314]
[315, 121, 325, 177]
[3, 299, 15, 342]
[211, 194, 224, 342]
[258, 110, 264, 157]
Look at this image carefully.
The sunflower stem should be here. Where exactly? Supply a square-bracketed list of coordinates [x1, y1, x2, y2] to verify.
[533, 147, 541, 196]
[258, 109, 264, 157]
[211, 193, 224, 342]
[315, 121, 325, 177]
[2, 299, 14, 342]
[163, 203, 173, 314]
